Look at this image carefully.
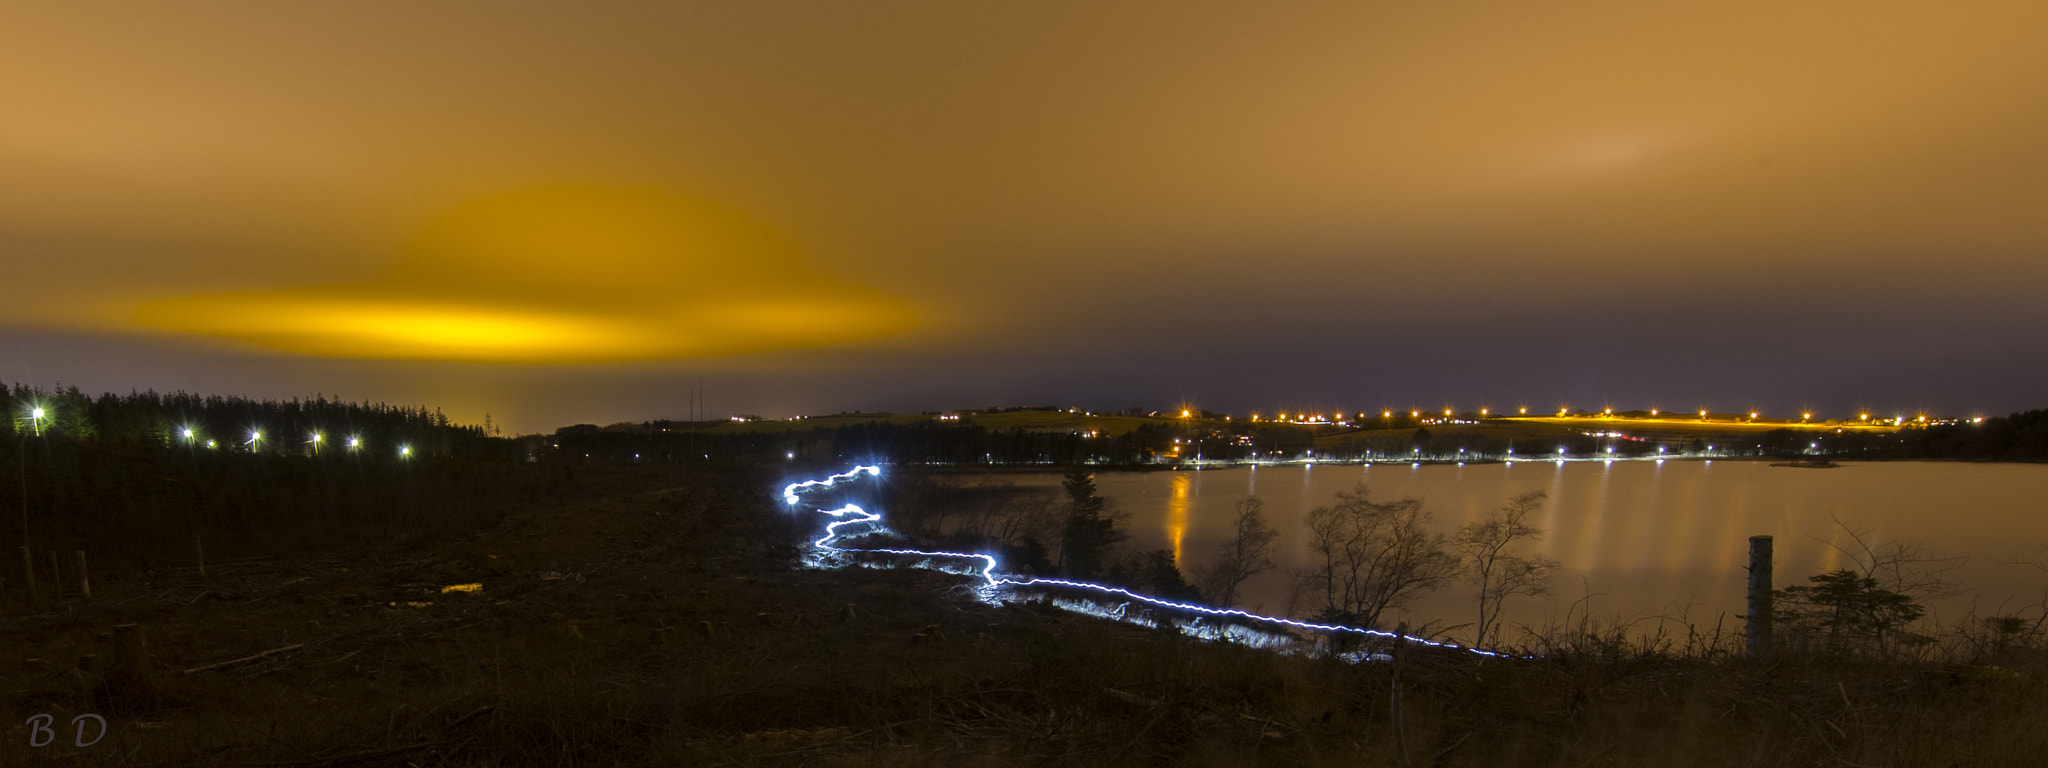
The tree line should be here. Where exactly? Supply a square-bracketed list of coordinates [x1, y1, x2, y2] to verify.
[545, 409, 2048, 467]
[2, 381, 571, 583]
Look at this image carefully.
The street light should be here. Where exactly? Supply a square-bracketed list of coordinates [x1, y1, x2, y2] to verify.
[29, 406, 45, 436]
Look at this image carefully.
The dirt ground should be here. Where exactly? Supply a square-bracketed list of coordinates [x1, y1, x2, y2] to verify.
[0, 464, 1356, 766]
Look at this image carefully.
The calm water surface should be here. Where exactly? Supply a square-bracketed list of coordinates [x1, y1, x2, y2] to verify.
[976, 460, 2048, 641]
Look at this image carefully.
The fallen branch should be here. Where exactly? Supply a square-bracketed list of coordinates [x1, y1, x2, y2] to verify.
[184, 644, 303, 676]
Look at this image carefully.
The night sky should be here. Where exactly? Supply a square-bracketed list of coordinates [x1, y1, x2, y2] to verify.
[5, 2, 2045, 433]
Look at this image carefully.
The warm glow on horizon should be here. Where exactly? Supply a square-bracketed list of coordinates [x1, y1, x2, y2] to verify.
[130, 186, 918, 363]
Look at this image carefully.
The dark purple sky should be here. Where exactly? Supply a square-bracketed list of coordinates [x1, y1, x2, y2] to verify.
[4, 2, 2044, 432]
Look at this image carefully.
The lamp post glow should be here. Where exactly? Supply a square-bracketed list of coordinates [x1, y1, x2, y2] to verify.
[400, 446, 412, 458]
[29, 406, 45, 436]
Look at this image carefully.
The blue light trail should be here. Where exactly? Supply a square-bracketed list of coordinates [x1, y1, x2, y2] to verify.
[784, 465, 1518, 659]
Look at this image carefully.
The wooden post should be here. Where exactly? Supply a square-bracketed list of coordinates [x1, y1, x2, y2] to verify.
[112, 624, 150, 684]
[1747, 535, 1773, 657]
[194, 535, 206, 580]
[20, 547, 35, 605]
[75, 550, 89, 599]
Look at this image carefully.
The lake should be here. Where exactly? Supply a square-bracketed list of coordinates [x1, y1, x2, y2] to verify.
[972, 460, 2048, 644]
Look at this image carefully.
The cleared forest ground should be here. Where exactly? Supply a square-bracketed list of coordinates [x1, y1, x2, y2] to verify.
[4, 462, 2044, 766]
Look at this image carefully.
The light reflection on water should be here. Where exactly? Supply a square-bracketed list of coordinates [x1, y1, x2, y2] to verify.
[982, 461, 2048, 638]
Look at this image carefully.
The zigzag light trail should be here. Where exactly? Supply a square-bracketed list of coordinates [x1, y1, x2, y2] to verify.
[784, 465, 1517, 660]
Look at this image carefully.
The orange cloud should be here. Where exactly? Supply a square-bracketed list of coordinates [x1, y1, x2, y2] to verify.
[135, 185, 917, 362]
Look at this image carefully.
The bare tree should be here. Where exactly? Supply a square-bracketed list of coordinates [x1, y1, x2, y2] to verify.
[1293, 485, 1458, 629]
[1193, 496, 1280, 607]
[1457, 490, 1559, 645]
[1818, 512, 1966, 600]
[984, 492, 1063, 550]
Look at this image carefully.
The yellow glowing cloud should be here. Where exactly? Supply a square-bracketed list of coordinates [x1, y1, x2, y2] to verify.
[134, 186, 917, 362]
